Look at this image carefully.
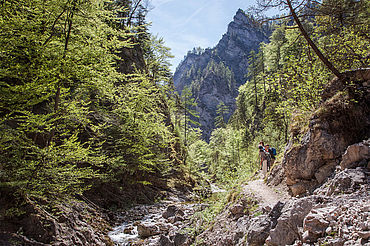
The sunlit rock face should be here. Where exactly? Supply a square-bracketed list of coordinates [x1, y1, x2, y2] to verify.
[283, 69, 370, 197]
[174, 9, 270, 140]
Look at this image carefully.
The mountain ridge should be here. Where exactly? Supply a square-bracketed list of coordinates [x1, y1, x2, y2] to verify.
[174, 9, 271, 139]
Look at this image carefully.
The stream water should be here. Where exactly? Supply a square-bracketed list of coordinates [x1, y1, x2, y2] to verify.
[109, 222, 138, 244]
[108, 185, 226, 245]
[108, 201, 169, 245]
[108, 197, 198, 245]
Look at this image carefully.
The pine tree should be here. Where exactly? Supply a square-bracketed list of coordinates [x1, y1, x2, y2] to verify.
[215, 102, 230, 128]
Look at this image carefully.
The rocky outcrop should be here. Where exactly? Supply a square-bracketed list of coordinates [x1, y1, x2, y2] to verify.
[246, 215, 271, 246]
[0, 197, 112, 246]
[283, 69, 370, 196]
[300, 168, 369, 245]
[174, 9, 270, 139]
[195, 194, 260, 246]
[340, 139, 370, 170]
[265, 165, 368, 246]
[267, 196, 317, 245]
[314, 167, 368, 196]
[190, 129, 369, 246]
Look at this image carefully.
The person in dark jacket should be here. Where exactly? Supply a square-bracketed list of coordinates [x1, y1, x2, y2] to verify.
[258, 141, 269, 176]
[266, 144, 275, 171]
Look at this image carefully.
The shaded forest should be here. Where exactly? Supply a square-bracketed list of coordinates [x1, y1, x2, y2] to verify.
[0, 0, 191, 218]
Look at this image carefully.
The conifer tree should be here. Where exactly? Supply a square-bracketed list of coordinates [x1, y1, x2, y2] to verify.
[215, 102, 230, 128]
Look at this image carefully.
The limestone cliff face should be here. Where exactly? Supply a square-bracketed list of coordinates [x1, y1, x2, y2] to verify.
[174, 9, 270, 139]
[283, 69, 370, 196]
[214, 10, 268, 85]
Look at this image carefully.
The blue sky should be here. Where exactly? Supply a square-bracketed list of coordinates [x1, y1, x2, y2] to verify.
[146, 0, 257, 72]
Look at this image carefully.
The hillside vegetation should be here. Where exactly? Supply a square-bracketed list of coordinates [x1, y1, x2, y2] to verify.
[0, 0, 192, 244]
[0, 0, 369, 245]
[184, 0, 369, 187]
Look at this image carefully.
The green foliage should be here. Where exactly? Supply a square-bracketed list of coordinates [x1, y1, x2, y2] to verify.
[187, 136, 210, 175]
[208, 127, 244, 183]
[214, 101, 230, 128]
[100, 72, 175, 179]
[0, 0, 181, 212]
[181, 85, 200, 128]
[143, 35, 174, 83]
[173, 84, 201, 167]
[0, 0, 128, 201]
[191, 3, 369, 185]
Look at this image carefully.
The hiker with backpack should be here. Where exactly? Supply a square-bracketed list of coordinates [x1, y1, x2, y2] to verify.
[258, 142, 277, 174]
[258, 141, 269, 177]
[266, 144, 276, 171]
[258, 141, 265, 170]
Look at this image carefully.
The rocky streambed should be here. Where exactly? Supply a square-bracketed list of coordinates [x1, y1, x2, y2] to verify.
[108, 193, 212, 245]
[107, 166, 370, 246]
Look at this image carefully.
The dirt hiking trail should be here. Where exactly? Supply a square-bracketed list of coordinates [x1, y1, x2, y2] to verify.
[244, 173, 290, 207]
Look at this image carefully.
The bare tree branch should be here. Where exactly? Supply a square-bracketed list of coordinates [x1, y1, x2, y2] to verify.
[127, 0, 143, 26]
[43, 7, 67, 46]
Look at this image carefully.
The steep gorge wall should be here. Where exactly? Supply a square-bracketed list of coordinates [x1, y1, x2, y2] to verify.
[283, 69, 370, 196]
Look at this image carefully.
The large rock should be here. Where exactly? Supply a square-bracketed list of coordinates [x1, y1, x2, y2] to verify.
[340, 139, 370, 170]
[137, 222, 159, 238]
[267, 197, 316, 246]
[159, 235, 174, 246]
[229, 203, 245, 216]
[269, 201, 285, 229]
[314, 168, 367, 196]
[302, 206, 332, 243]
[246, 215, 271, 246]
[162, 205, 184, 219]
[283, 69, 370, 196]
[173, 232, 190, 246]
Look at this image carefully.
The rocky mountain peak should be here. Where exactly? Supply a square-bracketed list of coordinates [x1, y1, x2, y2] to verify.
[174, 9, 270, 140]
[227, 12, 262, 43]
[232, 8, 253, 27]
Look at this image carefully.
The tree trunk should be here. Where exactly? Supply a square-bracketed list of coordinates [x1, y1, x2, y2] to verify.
[48, 1, 76, 146]
[286, 0, 342, 79]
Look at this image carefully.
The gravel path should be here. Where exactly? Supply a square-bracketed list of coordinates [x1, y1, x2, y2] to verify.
[244, 175, 289, 207]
